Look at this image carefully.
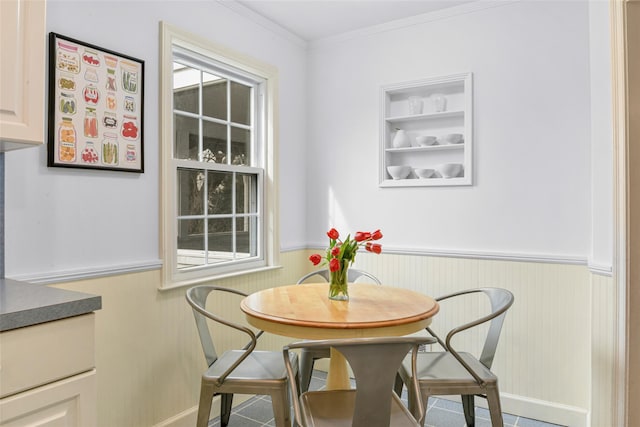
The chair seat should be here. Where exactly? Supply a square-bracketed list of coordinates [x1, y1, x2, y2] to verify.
[205, 350, 297, 386]
[300, 390, 420, 427]
[402, 351, 497, 387]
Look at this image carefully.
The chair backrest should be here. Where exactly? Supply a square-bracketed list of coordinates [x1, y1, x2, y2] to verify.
[283, 336, 436, 427]
[427, 288, 514, 382]
[296, 268, 381, 285]
[186, 285, 258, 374]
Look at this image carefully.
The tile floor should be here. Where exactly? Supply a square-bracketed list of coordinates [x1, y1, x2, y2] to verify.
[207, 371, 566, 427]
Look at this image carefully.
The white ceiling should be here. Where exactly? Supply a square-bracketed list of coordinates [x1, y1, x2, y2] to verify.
[234, 0, 473, 41]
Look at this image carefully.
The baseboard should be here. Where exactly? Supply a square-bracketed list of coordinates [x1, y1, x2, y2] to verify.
[152, 406, 197, 427]
[441, 393, 588, 427]
[500, 393, 588, 427]
[153, 395, 254, 427]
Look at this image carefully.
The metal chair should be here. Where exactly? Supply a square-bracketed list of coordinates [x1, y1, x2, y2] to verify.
[296, 268, 382, 286]
[186, 285, 299, 427]
[395, 287, 514, 427]
[283, 336, 437, 427]
[296, 268, 381, 392]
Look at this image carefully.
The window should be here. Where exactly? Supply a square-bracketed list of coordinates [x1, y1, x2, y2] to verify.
[160, 23, 279, 288]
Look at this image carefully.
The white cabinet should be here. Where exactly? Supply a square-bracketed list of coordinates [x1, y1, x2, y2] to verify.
[0, 314, 97, 426]
[379, 73, 473, 187]
[0, 0, 46, 151]
[0, 370, 96, 427]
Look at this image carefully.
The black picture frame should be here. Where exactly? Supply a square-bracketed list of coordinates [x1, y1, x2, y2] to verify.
[47, 32, 144, 173]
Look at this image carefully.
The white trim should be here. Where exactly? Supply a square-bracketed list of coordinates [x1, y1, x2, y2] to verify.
[305, 243, 587, 266]
[308, 0, 519, 50]
[446, 392, 589, 427]
[610, 1, 629, 425]
[159, 22, 280, 289]
[152, 406, 196, 427]
[8, 260, 163, 285]
[157, 265, 282, 292]
[588, 262, 614, 277]
[215, 0, 306, 48]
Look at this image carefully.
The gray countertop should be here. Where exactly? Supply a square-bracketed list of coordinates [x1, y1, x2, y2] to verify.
[0, 278, 102, 332]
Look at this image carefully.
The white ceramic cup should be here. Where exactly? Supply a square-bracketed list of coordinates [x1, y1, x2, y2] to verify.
[407, 96, 423, 115]
[432, 94, 447, 112]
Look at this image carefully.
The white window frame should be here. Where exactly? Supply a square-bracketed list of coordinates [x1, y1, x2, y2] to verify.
[160, 22, 279, 289]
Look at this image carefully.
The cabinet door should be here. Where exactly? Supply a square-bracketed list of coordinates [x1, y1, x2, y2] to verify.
[0, 370, 97, 427]
[0, 0, 46, 151]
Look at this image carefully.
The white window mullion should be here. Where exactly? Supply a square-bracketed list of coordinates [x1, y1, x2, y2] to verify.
[203, 170, 209, 265]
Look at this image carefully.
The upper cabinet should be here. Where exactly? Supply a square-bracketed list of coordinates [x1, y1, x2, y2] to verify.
[379, 73, 473, 187]
[0, 0, 46, 151]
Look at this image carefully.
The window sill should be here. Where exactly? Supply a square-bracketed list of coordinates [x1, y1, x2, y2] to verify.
[158, 264, 283, 292]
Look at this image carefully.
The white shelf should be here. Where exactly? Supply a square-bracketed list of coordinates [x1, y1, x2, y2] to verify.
[385, 144, 464, 153]
[380, 176, 468, 188]
[386, 110, 464, 124]
[379, 73, 473, 187]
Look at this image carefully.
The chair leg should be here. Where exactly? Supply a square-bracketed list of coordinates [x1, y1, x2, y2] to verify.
[196, 382, 216, 427]
[409, 387, 430, 427]
[270, 386, 292, 427]
[220, 393, 234, 427]
[485, 388, 504, 427]
[299, 350, 315, 393]
[462, 394, 475, 426]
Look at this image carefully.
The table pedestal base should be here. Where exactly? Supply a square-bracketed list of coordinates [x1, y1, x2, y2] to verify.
[326, 348, 351, 390]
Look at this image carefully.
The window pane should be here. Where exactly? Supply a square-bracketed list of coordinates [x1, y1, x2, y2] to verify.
[231, 127, 250, 165]
[230, 81, 251, 125]
[207, 171, 233, 215]
[202, 121, 227, 164]
[236, 173, 257, 214]
[207, 218, 233, 264]
[177, 218, 205, 269]
[236, 216, 257, 258]
[203, 75, 227, 120]
[177, 168, 204, 216]
[173, 63, 199, 114]
[174, 114, 199, 160]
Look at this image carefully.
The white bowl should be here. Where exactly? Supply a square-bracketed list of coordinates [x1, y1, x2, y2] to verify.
[387, 165, 411, 180]
[415, 136, 437, 146]
[435, 163, 463, 178]
[414, 168, 437, 179]
[438, 133, 464, 145]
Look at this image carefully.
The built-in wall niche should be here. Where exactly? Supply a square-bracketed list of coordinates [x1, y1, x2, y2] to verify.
[379, 73, 473, 187]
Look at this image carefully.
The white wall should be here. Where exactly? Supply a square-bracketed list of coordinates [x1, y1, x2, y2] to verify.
[4, 0, 308, 279]
[305, 1, 605, 265]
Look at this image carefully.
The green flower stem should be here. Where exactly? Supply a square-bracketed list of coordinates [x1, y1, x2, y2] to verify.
[328, 261, 349, 300]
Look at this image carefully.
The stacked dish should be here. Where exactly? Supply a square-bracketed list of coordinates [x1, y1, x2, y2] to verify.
[437, 133, 464, 145]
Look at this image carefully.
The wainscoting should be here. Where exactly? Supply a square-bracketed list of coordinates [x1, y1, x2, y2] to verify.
[50, 250, 615, 427]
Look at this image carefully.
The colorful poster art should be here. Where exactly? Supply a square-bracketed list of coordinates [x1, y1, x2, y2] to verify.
[48, 33, 144, 173]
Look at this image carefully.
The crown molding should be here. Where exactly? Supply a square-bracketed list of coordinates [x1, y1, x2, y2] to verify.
[216, 0, 307, 48]
[308, 0, 519, 50]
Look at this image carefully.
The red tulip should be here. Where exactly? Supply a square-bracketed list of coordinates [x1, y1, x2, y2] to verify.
[327, 228, 339, 240]
[309, 254, 322, 265]
[354, 231, 371, 242]
[329, 258, 340, 272]
[366, 243, 382, 254]
[371, 229, 383, 240]
[331, 246, 341, 257]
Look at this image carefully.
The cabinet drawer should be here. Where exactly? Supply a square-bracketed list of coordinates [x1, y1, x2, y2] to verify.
[0, 314, 95, 398]
[0, 369, 96, 426]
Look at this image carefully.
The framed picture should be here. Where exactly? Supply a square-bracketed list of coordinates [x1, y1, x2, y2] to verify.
[47, 33, 144, 173]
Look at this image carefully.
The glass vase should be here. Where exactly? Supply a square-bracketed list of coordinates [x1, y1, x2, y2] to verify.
[328, 263, 349, 301]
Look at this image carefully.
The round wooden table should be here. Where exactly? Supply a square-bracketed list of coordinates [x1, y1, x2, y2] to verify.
[241, 283, 439, 389]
